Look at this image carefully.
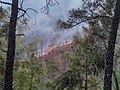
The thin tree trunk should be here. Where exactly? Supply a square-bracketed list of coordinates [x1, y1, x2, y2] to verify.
[85, 57, 88, 90]
[104, 0, 120, 90]
[4, 0, 18, 90]
[113, 71, 119, 90]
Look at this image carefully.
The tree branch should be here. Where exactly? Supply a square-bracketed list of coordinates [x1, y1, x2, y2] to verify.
[0, 0, 38, 18]
[113, 71, 119, 90]
[61, 15, 112, 29]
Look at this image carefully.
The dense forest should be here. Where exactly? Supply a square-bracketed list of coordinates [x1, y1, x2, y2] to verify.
[0, 0, 120, 90]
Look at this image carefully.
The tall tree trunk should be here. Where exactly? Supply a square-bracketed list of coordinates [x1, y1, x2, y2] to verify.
[104, 0, 120, 90]
[4, 0, 18, 90]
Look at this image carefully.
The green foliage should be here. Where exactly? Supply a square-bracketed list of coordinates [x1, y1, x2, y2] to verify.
[46, 30, 105, 90]
[57, 0, 113, 31]
[13, 37, 45, 90]
[0, 7, 39, 90]
[69, 34, 104, 88]
[13, 55, 44, 90]
[1, 1, 120, 90]
[54, 0, 112, 88]
[0, 8, 10, 90]
[47, 60, 59, 74]
[46, 70, 78, 90]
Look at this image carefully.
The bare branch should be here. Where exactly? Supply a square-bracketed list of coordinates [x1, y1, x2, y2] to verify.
[0, 33, 25, 37]
[0, 0, 38, 18]
[41, 0, 59, 16]
[0, 48, 7, 53]
[18, 8, 38, 18]
[0, 1, 12, 6]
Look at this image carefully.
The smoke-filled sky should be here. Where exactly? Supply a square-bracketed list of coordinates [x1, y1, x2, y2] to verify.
[24, 0, 83, 42]
[3, 0, 83, 48]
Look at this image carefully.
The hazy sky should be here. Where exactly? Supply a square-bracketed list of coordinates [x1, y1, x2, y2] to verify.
[2, 0, 83, 46]
[23, 0, 83, 40]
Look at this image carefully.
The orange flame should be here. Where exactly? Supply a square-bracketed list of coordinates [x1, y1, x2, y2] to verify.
[39, 39, 73, 57]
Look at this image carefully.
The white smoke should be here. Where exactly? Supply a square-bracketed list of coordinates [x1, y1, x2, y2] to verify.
[23, 0, 83, 51]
